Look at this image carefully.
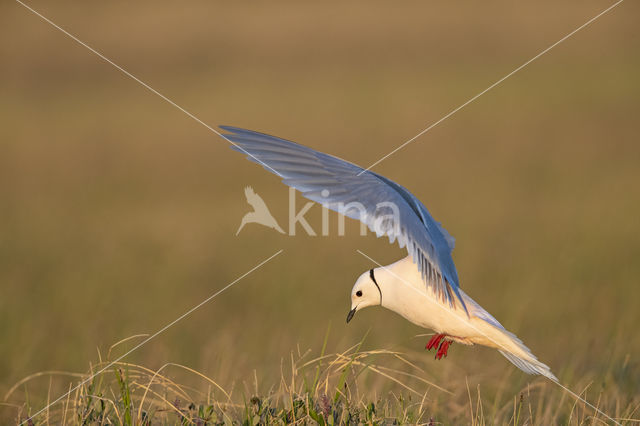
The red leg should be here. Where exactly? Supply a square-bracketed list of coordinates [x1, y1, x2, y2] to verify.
[426, 334, 445, 351]
[435, 340, 452, 360]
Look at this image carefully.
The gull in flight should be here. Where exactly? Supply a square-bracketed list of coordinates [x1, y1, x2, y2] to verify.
[236, 186, 285, 235]
[224, 126, 557, 381]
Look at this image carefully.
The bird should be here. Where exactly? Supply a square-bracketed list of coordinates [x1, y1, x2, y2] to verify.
[224, 125, 557, 381]
[236, 186, 285, 235]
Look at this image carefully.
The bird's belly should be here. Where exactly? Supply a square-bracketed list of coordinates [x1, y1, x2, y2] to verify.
[389, 288, 476, 338]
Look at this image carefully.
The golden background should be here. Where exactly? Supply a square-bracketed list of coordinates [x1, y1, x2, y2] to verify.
[1, 0, 639, 422]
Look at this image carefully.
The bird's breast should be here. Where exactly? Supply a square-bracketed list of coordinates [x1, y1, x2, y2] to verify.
[383, 282, 479, 339]
[380, 256, 479, 338]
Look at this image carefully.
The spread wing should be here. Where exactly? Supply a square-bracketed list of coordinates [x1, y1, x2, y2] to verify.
[223, 126, 466, 313]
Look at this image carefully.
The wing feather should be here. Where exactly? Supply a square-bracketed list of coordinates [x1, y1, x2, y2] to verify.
[223, 126, 467, 313]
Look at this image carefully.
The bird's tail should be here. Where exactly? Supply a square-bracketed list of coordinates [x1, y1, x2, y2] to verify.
[235, 216, 248, 236]
[470, 307, 556, 381]
[467, 297, 557, 381]
[490, 325, 557, 382]
[498, 348, 557, 381]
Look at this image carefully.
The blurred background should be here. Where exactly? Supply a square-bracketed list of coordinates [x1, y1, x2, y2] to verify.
[1, 0, 639, 420]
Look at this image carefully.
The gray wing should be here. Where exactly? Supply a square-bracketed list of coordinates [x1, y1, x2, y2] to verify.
[223, 126, 467, 313]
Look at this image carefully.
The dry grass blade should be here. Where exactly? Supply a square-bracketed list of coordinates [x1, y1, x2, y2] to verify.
[4, 371, 85, 401]
[106, 334, 150, 360]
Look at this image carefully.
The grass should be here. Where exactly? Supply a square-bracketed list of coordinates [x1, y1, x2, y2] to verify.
[4, 332, 640, 424]
[7, 334, 441, 425]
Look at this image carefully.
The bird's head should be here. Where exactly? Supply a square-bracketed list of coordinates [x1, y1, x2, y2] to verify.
[346, 268, 383, 323]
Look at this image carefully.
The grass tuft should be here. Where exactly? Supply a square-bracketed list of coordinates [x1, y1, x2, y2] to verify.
[3, 334, 640, 424]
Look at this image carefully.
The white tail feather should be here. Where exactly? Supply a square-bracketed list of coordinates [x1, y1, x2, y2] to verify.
[469, 300, 557, 381]
[499, 349, 557, 382]
[492, 327, 558, 381]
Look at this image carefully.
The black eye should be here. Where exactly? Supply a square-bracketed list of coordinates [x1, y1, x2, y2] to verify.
[356, 290, 363, 297]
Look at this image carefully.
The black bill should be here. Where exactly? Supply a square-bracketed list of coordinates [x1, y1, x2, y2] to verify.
[346, 307, 356, 323]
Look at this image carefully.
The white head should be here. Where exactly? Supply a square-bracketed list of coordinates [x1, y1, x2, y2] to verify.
[346, 268, 383, 323]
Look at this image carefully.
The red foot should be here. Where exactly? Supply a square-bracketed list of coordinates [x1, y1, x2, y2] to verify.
[435, 340, 452, 360]
[426, 334, 453, 360]
[425, 334, 445, 350]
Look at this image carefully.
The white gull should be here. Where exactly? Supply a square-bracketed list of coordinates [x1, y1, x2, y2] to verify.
[224, 126, 556, 381]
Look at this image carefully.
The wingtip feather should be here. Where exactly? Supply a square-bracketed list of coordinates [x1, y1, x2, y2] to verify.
[499, 350, 558, 382]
